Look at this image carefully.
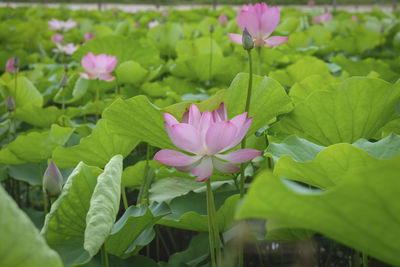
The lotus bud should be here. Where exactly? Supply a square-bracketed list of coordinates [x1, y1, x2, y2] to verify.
[242, 28, 254, 51]
[64, 63, 68, 72]
[210, 24, 214, 33]
[61, 74, 68, 88]
[6, 57, 18, 74]
[43, 160, 63, 197]
[6, 96, 15, 112]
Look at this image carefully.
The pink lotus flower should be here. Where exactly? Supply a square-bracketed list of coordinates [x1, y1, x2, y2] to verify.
[51, 33, 63, 44]
[79, 52, 117, 82]
[63, 18, 77, 31]
[154, 103, 262, 182]
[48, 18, 77, 32]
[228, 3, 289, 48]
[52, 43, 78, 55]
[313, 13, 333, 24]
[135, 22, 140, 29]
[5, 56, 18, 74]
[218, 13, 228, 26]
[148, 21, 159, 29]
[307, 0, 315, 6]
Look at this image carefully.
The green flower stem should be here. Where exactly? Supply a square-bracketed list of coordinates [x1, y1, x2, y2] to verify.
[209, 31, 213, 82]
[137, 144, 152, 206]
[121, 185, 128, 210]
[240, 49, 253, 198]
[206, 179, 221, 267]
[100, 243, 109, 267]
[363, 253, 368, 267]
[95, 79, 100, 121]
[256, 46, 261, 76]
[206, 179, 216, 267]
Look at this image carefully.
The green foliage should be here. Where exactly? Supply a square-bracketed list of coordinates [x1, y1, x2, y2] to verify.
[0, 185, 62, 267]
[41, 155, 123, 267]
[238, 156, 400, 265]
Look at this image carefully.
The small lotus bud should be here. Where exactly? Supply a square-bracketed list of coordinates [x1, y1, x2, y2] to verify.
[6, 96, 15, 112]
[218, 13, 228, 26]
[242, 28, 254, 50]
[210, 24, 215, 33]
[64, 63, 68, 72]
[43, 160, 63, 197]
[5, 57, 18, 74]
[61, 74, 68, 88]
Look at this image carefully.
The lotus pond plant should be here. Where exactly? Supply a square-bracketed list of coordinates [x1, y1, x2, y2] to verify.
[0, 3, 400, 267]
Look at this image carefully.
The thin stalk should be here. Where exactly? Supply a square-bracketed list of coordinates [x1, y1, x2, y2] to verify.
[15, 180, 20, 207]
[209, 31, 213, 82]
[25, 182, 30, 207]
[100, 243, 109, 267]
[137, 144, 152, 206]
[206, 179, 216, 267]
[238, 245, 244, 267]
[363, 253, 368, 267]
[265, 133, 272, 169]
[166, 227, 178, 251]
[121, 185, 128, 210]
[14, 72, 18, 107]
[40, 162, 48, 215]
[255, 242, 264, 267]
[239, 49, 253, 198]
[95, 80, 100, 121]
[156, 226, 170, 257]
[256, 47, 261, 76]
[206, 179, 221, 267]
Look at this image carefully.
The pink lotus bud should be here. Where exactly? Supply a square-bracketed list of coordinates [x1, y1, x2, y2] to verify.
[351, 16, 359, 22]
[43, 160, 63, 197]
[307, 0, 315, 6]
[113, 8, 119, 15]
[6, 96, 15, 112]
[79, 52, 117, 82]
[227, 3, 289, 48]
[218, 13, 228, 26]
[135, 22, 140, 29]
[6, 56, 18, 74]
[61, 74, 68, 88]
[51, 33, 63, 44]
[154, 103, 262, 182]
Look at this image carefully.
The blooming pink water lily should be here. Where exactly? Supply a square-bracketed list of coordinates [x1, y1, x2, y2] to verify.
[154, 103, 262, 182]
[51, 33, 63, 44]
[218, 13, 228, 26]
[307, 0, 315, 6]
[351, 15, 359, 22]
[48, 18, 77, 31]
[52, 43, 78, 55]
[228, 3, 289, 48]
[313, 13, 333, 24]
[79, 52, 117, 82]
[6, 56, 18, 74]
